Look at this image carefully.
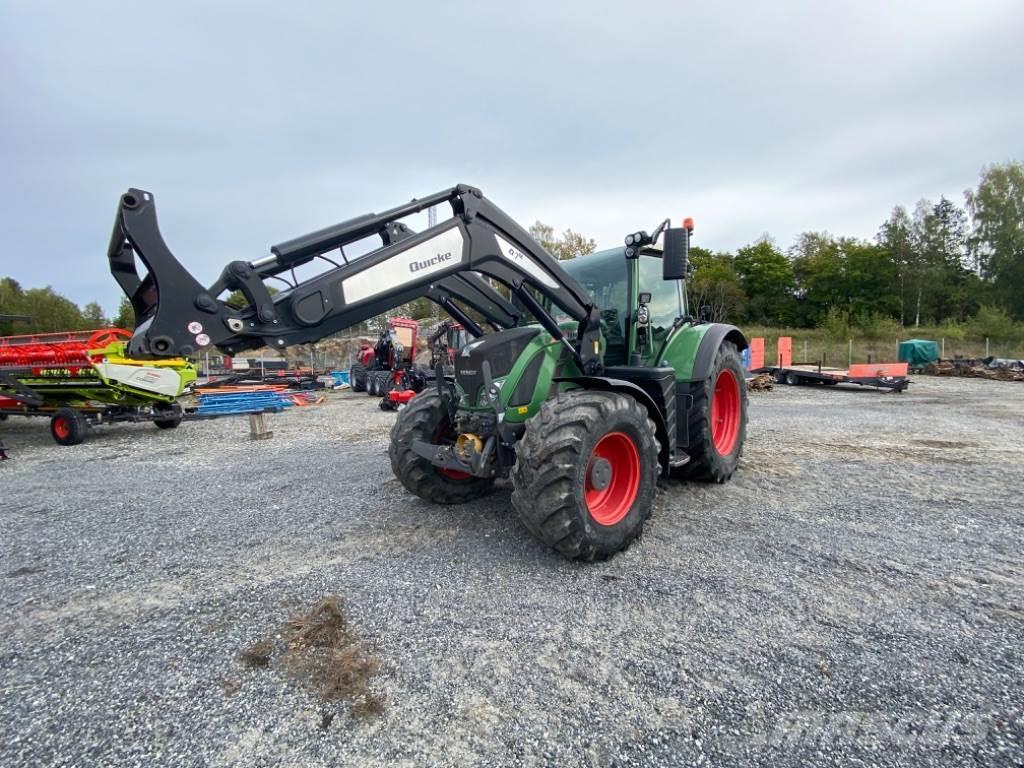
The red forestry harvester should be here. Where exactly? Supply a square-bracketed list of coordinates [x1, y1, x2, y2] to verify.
[379, 319, 472, 411]
[347, 317, 419, 397]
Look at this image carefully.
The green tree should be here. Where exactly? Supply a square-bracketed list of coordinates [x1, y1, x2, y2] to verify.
[18, 287, 85, 332]
[528, 221, 597, 261]
[733, 236, 795, 324]
[965, 161, 1024, 318]
[112, 296, 135, 329]
[81, 301, 108, 328]
[790, 232, 845, 326]
[911, 197, 974, 324]
[0, 277, 29, 334]
[877, 206, 915, 325]
[687, 247, 746, 322]
[841, 239, 899, 320]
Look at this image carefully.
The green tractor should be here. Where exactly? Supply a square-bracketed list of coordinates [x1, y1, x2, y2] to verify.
[106, 184, 747, 560]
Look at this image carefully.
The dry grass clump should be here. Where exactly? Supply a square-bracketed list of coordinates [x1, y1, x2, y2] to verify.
[236, 595, 384, 719]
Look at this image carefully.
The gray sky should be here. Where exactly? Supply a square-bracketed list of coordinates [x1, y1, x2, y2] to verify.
[2, 1, 1022, 315]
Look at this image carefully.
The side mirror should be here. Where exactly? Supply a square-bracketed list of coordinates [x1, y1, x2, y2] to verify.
[662, 221, 692, 280]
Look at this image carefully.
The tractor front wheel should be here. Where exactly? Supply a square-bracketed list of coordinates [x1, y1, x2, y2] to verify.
[511, 390, 659, 561]
[389, 391, 494, 504]
[681, 341, 747, 482]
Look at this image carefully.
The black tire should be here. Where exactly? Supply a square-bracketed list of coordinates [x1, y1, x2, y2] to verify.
[50, 407, 86, 446]
[511, 390, 659, 561]
[680, 341, 747, 483]
[153, 404, 183, 430]
[389, 390, 494, 504]
[785, 371, 800, 386]
[349, 361, 366, 392]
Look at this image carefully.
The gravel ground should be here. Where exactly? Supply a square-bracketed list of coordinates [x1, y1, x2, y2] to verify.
[1, 377, 1022, 767]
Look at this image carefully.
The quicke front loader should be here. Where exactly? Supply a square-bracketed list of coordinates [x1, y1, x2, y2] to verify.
[107, 184, 747, 560]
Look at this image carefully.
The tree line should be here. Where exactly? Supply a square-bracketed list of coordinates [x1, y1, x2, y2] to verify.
[688, 161, 1024, 339]
[0, 279, 134, 336]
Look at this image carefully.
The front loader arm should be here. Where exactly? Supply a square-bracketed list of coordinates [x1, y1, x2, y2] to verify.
[108, 185, 600, 366]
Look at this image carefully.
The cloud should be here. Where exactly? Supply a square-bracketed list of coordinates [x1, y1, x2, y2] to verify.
[1, 1, 1021, 313]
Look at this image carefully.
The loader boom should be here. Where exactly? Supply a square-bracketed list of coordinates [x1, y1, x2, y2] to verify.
[109, 185, 600, 369]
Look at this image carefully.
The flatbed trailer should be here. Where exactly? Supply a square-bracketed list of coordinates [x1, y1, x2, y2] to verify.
[749, 336, 910, 392]
[754, 362, 910, 392]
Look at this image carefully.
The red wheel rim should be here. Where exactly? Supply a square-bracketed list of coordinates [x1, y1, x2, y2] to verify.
[53, 417, 70, 440]
[711, 368, 741, 455]
[585, 431, 640, 526]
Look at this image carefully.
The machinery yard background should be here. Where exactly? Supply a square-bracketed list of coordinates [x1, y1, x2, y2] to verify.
[2, 377, 1021, 766]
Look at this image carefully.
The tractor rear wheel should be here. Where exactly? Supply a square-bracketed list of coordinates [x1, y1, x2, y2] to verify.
[511, 390, 659, 561]
[389, 390, 494, 504]
[349, 361, 366, 392]
[680, 341, 747, 482]
[50, 408, 86, 446]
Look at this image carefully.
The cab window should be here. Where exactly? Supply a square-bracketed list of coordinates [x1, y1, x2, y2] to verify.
[637, 255, 682, 335]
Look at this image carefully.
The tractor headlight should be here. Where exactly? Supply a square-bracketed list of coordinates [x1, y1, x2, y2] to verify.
[637, 305, 650, 325]
[478, 379, 504, 406]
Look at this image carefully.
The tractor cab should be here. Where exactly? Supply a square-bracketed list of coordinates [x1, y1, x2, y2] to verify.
[558, 242, 687, 367]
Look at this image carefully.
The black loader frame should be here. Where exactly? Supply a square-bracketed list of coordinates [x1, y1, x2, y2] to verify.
[109, 184, 598, 367]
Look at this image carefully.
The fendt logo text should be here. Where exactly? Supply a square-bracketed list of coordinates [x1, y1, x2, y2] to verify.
[409, 251, 453, 273]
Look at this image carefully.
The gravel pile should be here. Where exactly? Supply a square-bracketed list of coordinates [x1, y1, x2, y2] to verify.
[1, 378, 1022, 767]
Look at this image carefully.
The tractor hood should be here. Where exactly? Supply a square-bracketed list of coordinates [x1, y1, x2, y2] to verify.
[454, 326, 540, 405]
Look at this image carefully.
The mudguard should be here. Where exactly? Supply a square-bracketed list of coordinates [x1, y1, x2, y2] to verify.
[553, 376, 672, 471]
[689, 324, 748, 383]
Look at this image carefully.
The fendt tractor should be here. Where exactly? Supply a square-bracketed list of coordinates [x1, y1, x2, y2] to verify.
[106, 184, 747, 559]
